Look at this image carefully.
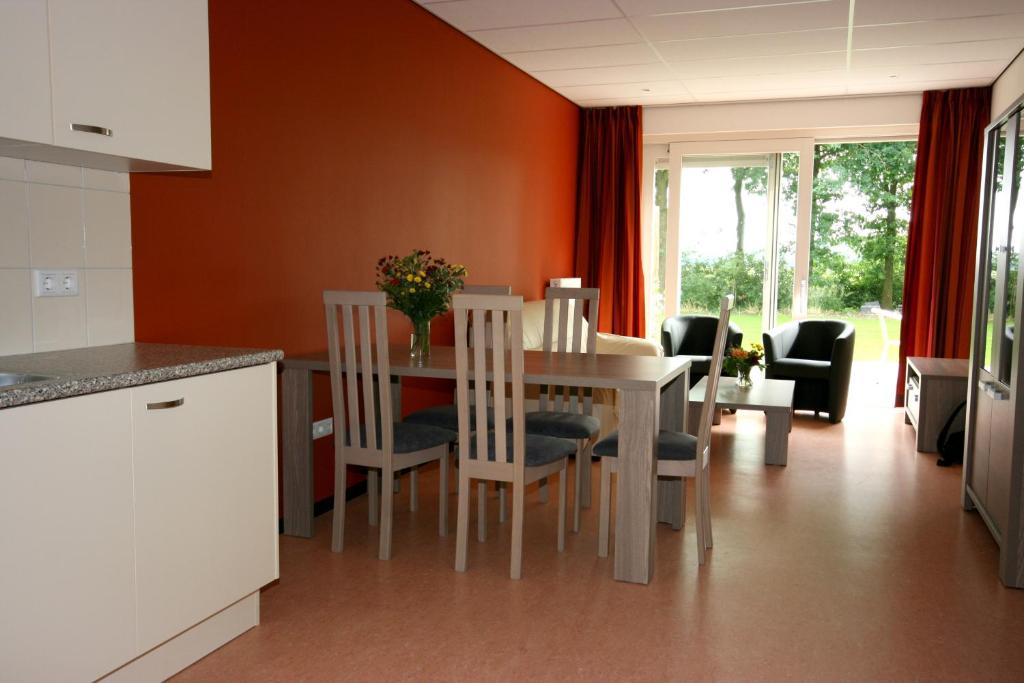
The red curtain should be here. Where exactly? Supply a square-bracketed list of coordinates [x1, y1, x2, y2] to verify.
[574, 106, 646, 337]
[896, 87, 991, 406]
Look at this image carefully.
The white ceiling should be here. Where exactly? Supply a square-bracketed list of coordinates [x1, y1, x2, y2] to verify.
[414, 0, 1024, 107]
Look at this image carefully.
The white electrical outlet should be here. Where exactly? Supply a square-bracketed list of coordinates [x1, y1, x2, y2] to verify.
[33, 270, 80, 297]
[312, 417, 334, 439]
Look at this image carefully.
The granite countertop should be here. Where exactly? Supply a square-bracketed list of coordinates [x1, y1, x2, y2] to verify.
[0, 343, 283, 409]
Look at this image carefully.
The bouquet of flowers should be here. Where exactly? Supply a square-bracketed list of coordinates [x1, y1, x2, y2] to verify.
[722, 342, 765, 388]
[376, 250, 467, 361]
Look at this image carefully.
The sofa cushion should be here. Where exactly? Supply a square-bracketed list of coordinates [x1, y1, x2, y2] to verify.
[770, 358, 831, 380]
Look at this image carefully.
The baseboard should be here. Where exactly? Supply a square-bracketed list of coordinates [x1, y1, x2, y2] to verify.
[277, 480, 367, 534]
[101, 592, 259, 682]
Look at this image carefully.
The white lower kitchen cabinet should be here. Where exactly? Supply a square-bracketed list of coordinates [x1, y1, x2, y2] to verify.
[131, 364, 279, 652]
[0, 390, 137, 682]
[0, 362, 279, 681]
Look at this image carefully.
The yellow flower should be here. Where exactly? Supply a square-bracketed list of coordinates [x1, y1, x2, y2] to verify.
[414, 276, 422, 283]
[418, 271, 426, 277]
[406, 274, 414, 282]
[424, 282, 431, 289]
[408, 287, 416, 293]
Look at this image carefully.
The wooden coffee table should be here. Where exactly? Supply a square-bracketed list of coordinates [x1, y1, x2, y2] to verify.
[688, 376, 795, 466]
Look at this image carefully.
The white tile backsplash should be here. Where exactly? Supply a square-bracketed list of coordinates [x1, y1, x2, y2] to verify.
[0, 156, 134, 355]
[26, 183, 84, 268]
[85, 269, 134, 346]
[0, 270, 33, 355]
[84, 190, 132, 268]
[0, 180, 31, 267]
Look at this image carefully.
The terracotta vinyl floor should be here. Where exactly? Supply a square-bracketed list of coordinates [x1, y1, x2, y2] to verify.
[173, 397, 1024, 681]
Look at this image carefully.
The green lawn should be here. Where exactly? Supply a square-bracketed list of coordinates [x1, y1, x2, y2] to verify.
[722, 312, 902, 363]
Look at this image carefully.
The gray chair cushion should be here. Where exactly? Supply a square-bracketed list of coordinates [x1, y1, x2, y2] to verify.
[524, 411, 600, 439]
[594, 430, 697, 461]
[469, 430, 576, 467]
[403, 404, 495, 432]
[351, 422, 456, 454]
[770, 358, 831, 380]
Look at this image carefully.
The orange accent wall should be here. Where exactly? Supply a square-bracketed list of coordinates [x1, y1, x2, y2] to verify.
[129, 0, 579, 503]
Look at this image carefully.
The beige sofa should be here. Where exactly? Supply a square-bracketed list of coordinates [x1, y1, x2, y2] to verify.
[521, 299, 662, 438]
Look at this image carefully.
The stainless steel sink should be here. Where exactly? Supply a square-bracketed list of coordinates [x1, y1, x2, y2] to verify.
[0, 372, 59, 388]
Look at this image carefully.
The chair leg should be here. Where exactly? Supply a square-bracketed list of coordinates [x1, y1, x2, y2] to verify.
[331, 457, 347, 553]
[368, 470, 379, 527]
[598, 458, 611, 558]
[410, 466, 419, 512]
[438, 450, 449, 537]
[477, 481, 487, 542]
[498, 482, 507, 523]
[572, 443, 583, 534]
[677, 478, 686, 531]
[379, 461, 395, 561]
[455, 473, 470, 572]
[702, 468, 713, 549]
[695, 485, 707, 566]
[557, 465, 567, 552]
[510, 483, 525, 580]
[580, 438, 593, 508]
[537, 476, 549, 503]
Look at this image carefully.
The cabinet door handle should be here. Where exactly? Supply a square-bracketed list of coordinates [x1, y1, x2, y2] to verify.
[147, 398, 184, 410]
[70, 123, 113, 137]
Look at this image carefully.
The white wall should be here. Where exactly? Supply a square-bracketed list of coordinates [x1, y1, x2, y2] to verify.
[643, 93, 921, 143]
[992, 49, 1024, 122]
[0, 157, 134, 355]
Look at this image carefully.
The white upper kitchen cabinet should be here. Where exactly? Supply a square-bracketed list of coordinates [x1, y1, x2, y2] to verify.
[48, 0, 211, 170]
[0, 0, 53, 145]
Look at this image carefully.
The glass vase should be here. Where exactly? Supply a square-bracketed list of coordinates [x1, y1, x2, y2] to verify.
[736, 366, 753, 389]
[409, 318, 431, 365]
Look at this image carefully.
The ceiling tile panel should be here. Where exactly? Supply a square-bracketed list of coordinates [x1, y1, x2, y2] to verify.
[534, 63, 678, 87]
[630, 0, 849, 41]
[654, 27, 847, 61]
[851, 39, 1023, 69]
[557, 80, 692, 100]
[615, 0, 822, 15]
[854, 0, 1024, 26]
[671, 51, 846, 79]
[853, 15, 1024, 49]
[503, 43, 660, 71]
[422, 0, 623, 32]
[467, 19, 643, 52]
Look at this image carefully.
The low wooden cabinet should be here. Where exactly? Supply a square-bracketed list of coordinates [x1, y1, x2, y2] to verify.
[904, 357, 969, 453]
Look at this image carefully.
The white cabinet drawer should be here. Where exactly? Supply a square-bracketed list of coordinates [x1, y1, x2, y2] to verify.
[131, 364, 278, 652]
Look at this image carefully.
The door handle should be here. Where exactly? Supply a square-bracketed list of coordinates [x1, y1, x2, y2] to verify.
[979, 381, 1010, 401]
[70, 122, 113, 137]
[147, 398, 184, 410]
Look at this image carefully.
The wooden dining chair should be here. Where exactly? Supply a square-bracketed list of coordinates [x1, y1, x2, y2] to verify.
[595, 294, 734, 566]
[527, 286, 601, 533]
[452, 293, 574, 579]
[324, 291, 457, 560]
[402, 284, 513, 525]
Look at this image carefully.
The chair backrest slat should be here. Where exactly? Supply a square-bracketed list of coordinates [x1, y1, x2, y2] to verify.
[455, 294, 524, 469]
[696, 295, 735, 469]
[540, 286, 600, 416]
[323, 290, 393, 456]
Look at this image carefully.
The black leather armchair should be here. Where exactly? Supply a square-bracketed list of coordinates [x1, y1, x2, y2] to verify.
[662, 315, 744, 387]
[763, 320, 855, 424]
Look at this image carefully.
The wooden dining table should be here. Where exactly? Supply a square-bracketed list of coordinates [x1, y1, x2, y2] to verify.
[279, 346, 691, 584]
